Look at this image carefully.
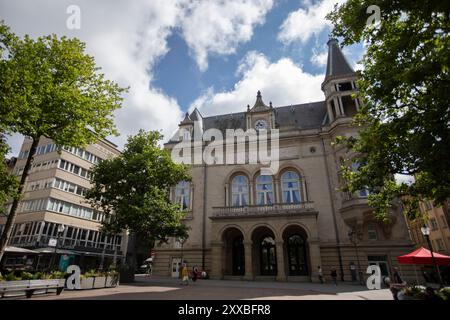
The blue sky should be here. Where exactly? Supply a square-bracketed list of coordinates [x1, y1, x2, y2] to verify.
[0, 0, 364, 155]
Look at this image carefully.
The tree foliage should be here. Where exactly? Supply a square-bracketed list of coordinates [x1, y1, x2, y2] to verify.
[0, 137, 19, 217]
[0, 21, 127, 259]
[86, 130, 190, 243]
[327, 1, 450, 220]
[0, 21, 126, 145]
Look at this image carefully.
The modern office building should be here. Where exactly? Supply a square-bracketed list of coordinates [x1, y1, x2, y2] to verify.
[153, 39, 416, 282]
[0, 136, 128, 272]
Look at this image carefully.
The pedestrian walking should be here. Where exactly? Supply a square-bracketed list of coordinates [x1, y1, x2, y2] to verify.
[192, 266, 199, 283]
[389, 267, 406, 300]
[181, 263, 189, 285]
[317, 266, 324, 284]
[331, 269, 338, 286]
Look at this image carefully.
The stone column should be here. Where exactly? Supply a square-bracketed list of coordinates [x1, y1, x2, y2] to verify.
[308, 239, 322, 283]
[210, 241, 224, 280]
[249, 182, 254, 205]
[274, 179, 280, 203]
[276, 240, 287, 281]
[225, 183, 229, 206]
[327, 101, 335, 122]
[243, 241, 254, 280]
[333, 97, 341, 117]
[338, 96, 345, 116]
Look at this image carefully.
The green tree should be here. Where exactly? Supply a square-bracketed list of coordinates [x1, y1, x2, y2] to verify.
[327, 1, 450, 220]
[0, 22, 127, 261]
[86, 130, 190, 266]
[0, 136, 19, 216]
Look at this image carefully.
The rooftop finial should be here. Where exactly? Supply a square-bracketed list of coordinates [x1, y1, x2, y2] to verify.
[327, 38, 338, 46]
[249, 90, 270, 111]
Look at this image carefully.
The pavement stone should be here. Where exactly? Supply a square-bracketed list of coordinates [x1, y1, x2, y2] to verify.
[14, 275, 393, 300]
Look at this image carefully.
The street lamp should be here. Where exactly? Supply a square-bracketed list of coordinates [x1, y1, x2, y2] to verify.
[51, 224, 65, 271]
[179, 237, 186, 278]
[348, 227, 363, 285]
[179, 237, 186, 263]
[420, 225, 444, 288]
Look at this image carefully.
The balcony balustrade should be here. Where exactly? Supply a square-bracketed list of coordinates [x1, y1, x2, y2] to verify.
[212, 202, 316, 219]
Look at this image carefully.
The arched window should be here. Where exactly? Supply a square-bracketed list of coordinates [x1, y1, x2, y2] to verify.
[281, 171, 302, 204]
[175, 181, 190, 210]
[256, 175, 274, 205]
[231, 175, 249, 206]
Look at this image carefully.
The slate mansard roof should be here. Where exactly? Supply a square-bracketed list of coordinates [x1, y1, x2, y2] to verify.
[169, 100, 328, 143]
[168, 39, 355, 143]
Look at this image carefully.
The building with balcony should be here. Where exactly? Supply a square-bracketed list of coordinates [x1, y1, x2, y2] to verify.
[152, 39, 415, 282]
[0, 136, 128, 272]
[408, 200, 450, 255]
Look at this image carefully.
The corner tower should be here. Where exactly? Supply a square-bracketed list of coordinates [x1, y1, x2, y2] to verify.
[322, 39, 360, 124]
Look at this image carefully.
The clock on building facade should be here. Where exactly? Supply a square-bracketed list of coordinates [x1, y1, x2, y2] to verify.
[254, 119, 268, 130]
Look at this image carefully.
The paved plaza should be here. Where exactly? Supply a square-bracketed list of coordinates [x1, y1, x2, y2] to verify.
[20, 275, 393, 300]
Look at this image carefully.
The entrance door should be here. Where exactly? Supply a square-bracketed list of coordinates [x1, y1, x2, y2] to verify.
[260, 236, 277, 275]
[232, 236, 245, 275]
[171, 258, 182, 278]
[287, 234, 308, 276]
[368, 255, 390, 279]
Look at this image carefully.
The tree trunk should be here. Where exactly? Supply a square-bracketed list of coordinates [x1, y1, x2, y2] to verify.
[0, 137, 39, 262]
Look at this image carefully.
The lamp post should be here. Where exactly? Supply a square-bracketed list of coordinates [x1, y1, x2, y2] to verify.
[420, 225, 444, 288]
[180, 237, 186, 263]
[51, 224, 65, 271]
[348, 227, 363, 285]
[179, 237, 186, 278]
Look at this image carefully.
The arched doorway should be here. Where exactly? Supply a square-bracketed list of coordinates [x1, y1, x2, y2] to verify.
[287, 234, 308, 276]
[260, 236, 277, 275]
[251, 226, 277, 276]
[222, 227, 245, 276]
[232, 236, 245, 275]
[283, 225, 309, 276]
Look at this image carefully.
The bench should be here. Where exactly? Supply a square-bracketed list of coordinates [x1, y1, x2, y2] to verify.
[0, 279, 65, 298]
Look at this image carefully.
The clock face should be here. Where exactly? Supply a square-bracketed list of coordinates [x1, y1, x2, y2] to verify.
[255, 119, 268, 130]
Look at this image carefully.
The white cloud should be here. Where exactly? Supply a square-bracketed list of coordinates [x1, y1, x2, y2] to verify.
[190, 52, 325, 116]
[311, 49, 328, 67]
[181, 0, 274, 71]
[1, 0, 186, 154]
[0, 0, 274, 156]
[278, 0, 345, 44]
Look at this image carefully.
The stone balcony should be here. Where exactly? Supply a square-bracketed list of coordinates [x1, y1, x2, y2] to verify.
[339, 197, 372, 224]
[211, 202, 317, 219]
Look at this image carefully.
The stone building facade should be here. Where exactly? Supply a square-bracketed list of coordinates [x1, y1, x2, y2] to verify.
[153, 39, 415, 282]
[408, 200, 450, 255]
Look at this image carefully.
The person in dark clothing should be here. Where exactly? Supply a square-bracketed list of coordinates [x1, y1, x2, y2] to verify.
[317, 266, 324, 284]
[192, 266, 199, 283]
[390, 267, 405, 300]
[331, 269, 338, 286]
[392, 267, 403, 284]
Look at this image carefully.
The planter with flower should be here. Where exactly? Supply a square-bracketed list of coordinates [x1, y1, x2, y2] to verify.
[0, 271, 65, 298]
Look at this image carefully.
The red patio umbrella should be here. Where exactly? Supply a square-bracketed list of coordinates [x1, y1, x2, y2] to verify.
[397, 247, 450, 266]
